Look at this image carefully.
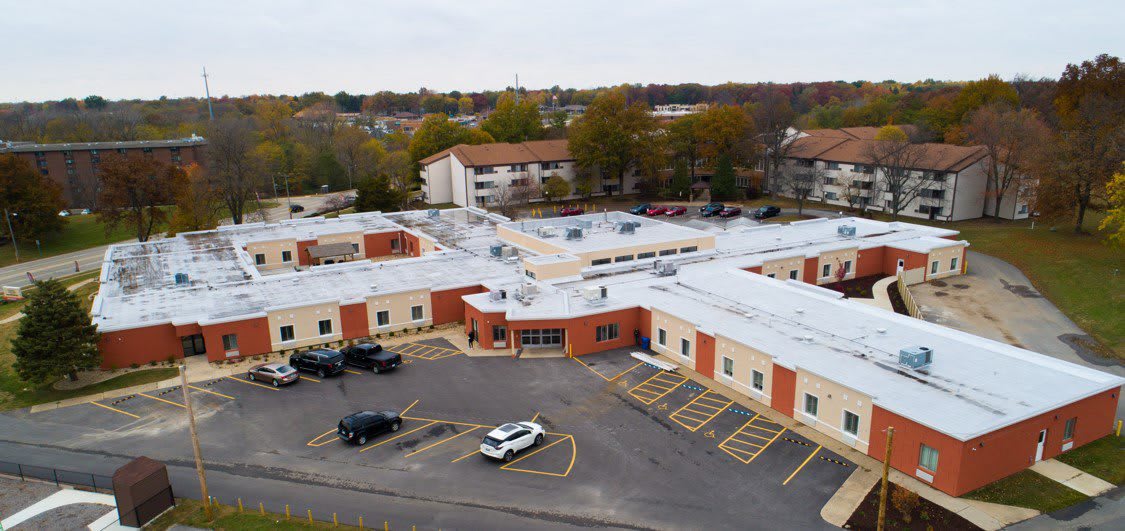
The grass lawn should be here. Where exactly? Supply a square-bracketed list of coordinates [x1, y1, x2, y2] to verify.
[1055, 435, 1125, 485]
[149, 500, 364, 530]
[963, 469, 1089, 513]
[0, 214, 141, 268]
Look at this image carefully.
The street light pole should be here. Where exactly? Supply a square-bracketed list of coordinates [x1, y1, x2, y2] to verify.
[4, 209, 19, 263]
[281, 174, 293, 219]
[179, 364, 212, 521]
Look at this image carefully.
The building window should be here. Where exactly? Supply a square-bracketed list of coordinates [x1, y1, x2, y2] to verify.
[1018, 204, 1028, 214]
[680, 246, 698, 253]
[826, 162, 841, 170]
[279, 325, 295, 342]
[930, 261, 939, 275]
[659, 249, 677, 256]
[843, 260, 852, 274]
[804, 393, 819, 417]
[255, 254, 266, 265]
[615, 254, 634, 263]
[789, 270, 799, 280]
[752, 370, 764, 391]
[411, 305, 424, 321]
[637, 251, 656, 259]
[722, 357, 734, 377]
[821, 264, 831, 278]
[525, 270, 536, 279]
[492, 325, 507, 343]
[843, 411, 860, 437]
[281, 250, 292, 262]
[595, 323, 619, 342]
[318, 319, 333, 335]
[473, 166, 496, 175]
[680, 338, 691, 358]
[657, 328, 667, 346]
[825, 191, 838, 200]
[352, 243, 360, 253]
[950, 257, 958, 271]
[918, 444, 939, 472]
[591, 258, 611, 266]
[222, 334, 238, 351]
[1063, 418, 1077, 440]
[520, 328, 564, 346]
[509, 164, 527, 172]
[376, 310, 390, 327]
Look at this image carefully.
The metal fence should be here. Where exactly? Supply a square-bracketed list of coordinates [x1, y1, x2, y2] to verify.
[0, 460, 113, 492]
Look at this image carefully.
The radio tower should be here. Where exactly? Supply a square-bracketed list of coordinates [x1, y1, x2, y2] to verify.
[202, 67, 215, 121]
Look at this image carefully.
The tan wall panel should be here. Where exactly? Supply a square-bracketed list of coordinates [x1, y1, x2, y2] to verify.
[496, 226, 568, 255]
[816, 247, 859, 285]
[525, 257, 582, 280]
[794, 369, 873, 453]
[713, 335, 775, 407]
[267, 301, 342, 350]
[761, 256, 805, 281]
[317, 231, 365, 257]
[365, 288, 433, 334]
[580, 236, 715, 266]
[926, 245, 965, 280]
[650, 309, 697, 370]
[246, 238, 298, 270]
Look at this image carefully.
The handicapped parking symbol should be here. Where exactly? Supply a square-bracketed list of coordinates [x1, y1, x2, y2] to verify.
[704, 430, 716, 439]
[657, 403, 668, 411]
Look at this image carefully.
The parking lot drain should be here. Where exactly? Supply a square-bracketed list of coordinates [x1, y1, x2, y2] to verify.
[819, 456, 850, 467]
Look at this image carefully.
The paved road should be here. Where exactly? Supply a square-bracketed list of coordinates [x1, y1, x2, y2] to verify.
[0, 194, 339, 289]
[1008, 486, 1124, 531]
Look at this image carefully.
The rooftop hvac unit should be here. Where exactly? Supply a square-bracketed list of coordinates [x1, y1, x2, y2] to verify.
[616, 221, 636, 234]
[898, 346, 933, 369]
[579, 220, 593, 229]
[565, 227, 584, 240]
[518, 283, 538, 298]
[582, 285, 608, 305]
[427, 209, 440, 218]
[174, 272, 189, 285]
[837, 224, 857, 237]
[489, 244, 504, 257]
[537, 226, 559, 238]
[501, 246, 518, 258]
[653, 260, 678, 276]
[488, 289, 507, 302]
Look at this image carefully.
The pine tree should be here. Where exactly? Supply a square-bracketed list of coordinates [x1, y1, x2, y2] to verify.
[12, 279, 101, 382]
[668, 158, 691, 199]
[710, 154, 737, 201]
[354, 176, 405, 213]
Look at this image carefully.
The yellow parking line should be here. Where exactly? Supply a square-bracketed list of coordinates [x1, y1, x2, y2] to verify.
[725, 438, 765, 448]
[300, 375, 321, 383]
[783, 445, 822, 485]
[670, 392, 732, 432]
[188, 385, 234, 400]
[138, 392, 185, 409]
[306, 429, 339, 447]
[747, 427, 785, 463]
[398, 344, 425, 354]
[531, 411, 540, 423]
[400, 399, 419, 416]
[609, 362, 644, 382]
[500, 435, 570, 469]
[451, 448, 481, 463]
[429, 351, 464, 360]
[90, 401, 140, 419]
[734, 431, 774, 442]
[748, 425, 782, 434]
[572, 357, 610, 381]
[502, 434, 578, 478]
[402, 415, 489, 428]
[223, 376, 279, 391]
[344, 369, 362, 375]
[405, 427, 480, 457]
[358, 421, 437, 453]
[719, 414, 761, 447]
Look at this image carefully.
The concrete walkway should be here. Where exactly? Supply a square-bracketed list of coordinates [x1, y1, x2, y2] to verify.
[0, 488, 121, 530]
[850, 275, 897, 312]
[1031, 459, 1116, 496]
[820, 468, 879, 526]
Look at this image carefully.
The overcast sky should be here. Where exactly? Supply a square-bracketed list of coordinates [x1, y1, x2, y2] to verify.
[2, 0, 1122, 103]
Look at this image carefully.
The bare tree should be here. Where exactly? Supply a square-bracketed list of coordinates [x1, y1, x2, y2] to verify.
[775, 162, 824, 215]
[751, 89, 798, 193]
[965, 104, 1050, 220]
[379, 151, 415, 210]
[863, 139, 933, 220]
[839, 176, 874, 217]
[206, 116, 264, 224]
[491, 177, 539, 218]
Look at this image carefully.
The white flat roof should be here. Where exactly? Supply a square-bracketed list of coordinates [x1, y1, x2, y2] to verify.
[500, 212, 714, 254]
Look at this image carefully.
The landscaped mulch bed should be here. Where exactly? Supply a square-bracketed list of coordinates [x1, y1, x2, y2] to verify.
[845, 482, 980, 530]
[824, 275, 884, 299]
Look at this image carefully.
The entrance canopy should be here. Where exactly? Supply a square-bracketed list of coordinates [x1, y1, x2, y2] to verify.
[305, 242, 357, 265]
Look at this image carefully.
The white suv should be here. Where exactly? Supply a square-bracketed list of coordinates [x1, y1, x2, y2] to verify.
[479, 422, 545, 461]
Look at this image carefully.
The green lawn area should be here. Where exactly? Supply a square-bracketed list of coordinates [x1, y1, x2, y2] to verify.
[963, 469, 1089, 513]
[0, 214, 141, 268]
[149, 500, 365, 530]
[1055, 435, 1125, 485]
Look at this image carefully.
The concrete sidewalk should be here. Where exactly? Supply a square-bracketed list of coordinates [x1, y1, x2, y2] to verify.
[1031, 459, 1116, 496]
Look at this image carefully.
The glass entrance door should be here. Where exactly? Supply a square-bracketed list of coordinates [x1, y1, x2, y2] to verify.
[519, 328, 563, 348]
[181, 334, 206, 357]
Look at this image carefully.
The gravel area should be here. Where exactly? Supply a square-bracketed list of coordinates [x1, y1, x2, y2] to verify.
[10, 502, 112, 530]
[0, 476, 59, 520]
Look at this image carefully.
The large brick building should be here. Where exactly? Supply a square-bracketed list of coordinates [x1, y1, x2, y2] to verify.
[0, 136, 207, 208]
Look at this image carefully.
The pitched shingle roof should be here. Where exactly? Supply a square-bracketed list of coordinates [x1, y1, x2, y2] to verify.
[788, 136, 988, 173]
[418, 140, 572, 167]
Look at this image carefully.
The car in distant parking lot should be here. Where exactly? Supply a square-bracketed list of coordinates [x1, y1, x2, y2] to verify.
[718, 206, 742, 218]
[338, 410, 402, 445]
[699, 202, 724, 217]
[247, 362, 299, 387]
[752, 205, 781, 219]
[665, 206, 687, 217]
[629, 203, 651, 215]
[290, 204, 305, 213]
[480, 421, 545, 462]
[289, 349, 346, 378]
[559, 207, 584, 216]
[645, 205, 667, 216]
[342, 343, 401, 373]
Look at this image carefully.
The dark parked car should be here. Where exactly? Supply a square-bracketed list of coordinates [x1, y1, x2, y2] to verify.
[718, 206, 743, 218]
[665, 206, 687, 217]
[247, 362, 299, 387]
[629, 203, 651, 215]
[289, 349, 346, 378]
[559, 207, 584, 217]
[289, 204, 305, 213]
[752, 205, 781, 219]
[645, 205, 668, 216]
[342, 343, 401, 373]
[699, 202, 724, 217]
[338, 410, 402, 445]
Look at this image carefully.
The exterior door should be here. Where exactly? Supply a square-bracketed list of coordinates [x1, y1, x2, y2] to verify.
[1035, 429, 1047, 461]
[181, 334, 206, 357]
[896, 259, 905, 273]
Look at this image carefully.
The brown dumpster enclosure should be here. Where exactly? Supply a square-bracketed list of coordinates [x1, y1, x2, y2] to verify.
[112, 456, 173, 527]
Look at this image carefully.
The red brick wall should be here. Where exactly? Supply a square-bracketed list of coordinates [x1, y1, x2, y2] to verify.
[363, 231, 404, 258]
[868, 405, 966, 494]
[744, 266, 762, 275]
[402, 232, 421, 257]
[296, 239, 316, 266]
[507, 307, 643, 356]
[200, 317, 272, 362]
[882, 249, 927, 278]
[695, 331, 716, 379]
[99, 323, 183, 368]
[432, 285, 485, 325]
[464, 306, 508, 350]
[771, 365, 797, 417]
[340, 302, 369, 340]
[855, 246, 886, 278]
[802, 258, 819, 284]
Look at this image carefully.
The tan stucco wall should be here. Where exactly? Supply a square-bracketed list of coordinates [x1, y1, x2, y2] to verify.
[317, 231, 365, 257]
[761, 256, 805, 280]
[926, 245, 965, 280]
[580, 236, 716, 266]
[496, 226, 568, 255]
[650, 309, 697, 370]
[714, 334, 776, 407]
[524, 256, 582, 280]
[815, 247, 859, 285]
[417, 234, 438, 255]
[246, 238, 298, 270]
[267, 301, 342, 350]
[365, 288, 432, 334]
[793, 368, 873, 453]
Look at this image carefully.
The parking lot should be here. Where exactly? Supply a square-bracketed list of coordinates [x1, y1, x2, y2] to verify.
[2, 340, 853, 529]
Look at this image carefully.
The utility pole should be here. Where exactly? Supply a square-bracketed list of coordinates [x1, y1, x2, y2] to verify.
[515, 73, 519, 104]
[281, 174, 293, 219]
[4, 209, 19, 263]
[179, 364, 212, 520]
[202, 67, 214, 121]
[877, 426, 895, 531]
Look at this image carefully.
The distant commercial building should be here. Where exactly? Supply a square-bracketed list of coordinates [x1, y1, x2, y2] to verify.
[0, 136, 207, 208]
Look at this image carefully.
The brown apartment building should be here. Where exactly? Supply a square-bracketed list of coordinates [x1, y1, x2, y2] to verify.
[0, 136, 207, 208]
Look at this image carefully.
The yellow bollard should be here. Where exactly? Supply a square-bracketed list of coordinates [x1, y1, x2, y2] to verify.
[259, 502, 265, 516]
[385, 521, 389, 531]
[359, 516, 364, 529]
[1117, 419, 1122, 437]
[308, 509, 313, 523]
[286, 504, 290, 520]
[238, 498, 243, 512]
[334, 512, 338, 526]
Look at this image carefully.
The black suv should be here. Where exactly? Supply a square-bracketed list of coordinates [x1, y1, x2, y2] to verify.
[338, 410, 402, 445]
[752, 205, 781, 219]
[699, 202, 724, 217]
[342, 343, 402, 373]
[289, 349, 346, 378]
[289, 204, 305, 213]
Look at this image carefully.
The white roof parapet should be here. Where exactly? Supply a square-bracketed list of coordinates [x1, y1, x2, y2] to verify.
[789, 218, 829, 225]
[198, 312, 269, 326]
